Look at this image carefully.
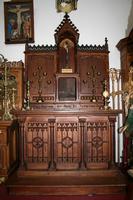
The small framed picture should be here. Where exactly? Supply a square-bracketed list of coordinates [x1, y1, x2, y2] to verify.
[4, 1, 34, 44]
[58, 77, 77, 101]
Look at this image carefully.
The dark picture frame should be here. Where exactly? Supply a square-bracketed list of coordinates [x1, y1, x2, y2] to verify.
[4, 1, 34, 44]
[58, 77, 77, 101]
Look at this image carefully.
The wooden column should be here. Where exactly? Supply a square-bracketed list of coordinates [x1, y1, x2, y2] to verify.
[48, 118, 56, 170]
[79, 118, 86, 169]
[108, 116, 116, 166]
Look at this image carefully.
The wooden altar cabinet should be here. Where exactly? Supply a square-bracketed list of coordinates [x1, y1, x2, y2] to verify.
[7, 109, 127, 196]
[17, 14, 112, 173]
[6, 14, 127, 195]
[16, 110, 117, 173]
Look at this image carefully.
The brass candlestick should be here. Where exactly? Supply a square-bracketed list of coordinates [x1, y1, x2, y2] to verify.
[103, 80, 110, 110]
[26, 80, 30, 110]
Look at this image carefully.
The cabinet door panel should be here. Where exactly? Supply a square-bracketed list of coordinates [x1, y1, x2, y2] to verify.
[85, 118, 109, 169]
[24, 118, 50, 170]
[55, 118, 80, 170]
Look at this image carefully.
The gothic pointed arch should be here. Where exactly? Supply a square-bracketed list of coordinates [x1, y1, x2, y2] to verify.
[54, 14, 79, 73]
[54, 13, 79, 45]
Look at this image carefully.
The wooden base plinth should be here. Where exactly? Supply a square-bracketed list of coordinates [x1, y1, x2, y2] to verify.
[6, 169, 127, 196]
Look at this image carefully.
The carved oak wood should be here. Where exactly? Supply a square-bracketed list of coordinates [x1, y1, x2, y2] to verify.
[5, 14, 128, 196]
[24, 14, 109, 109]
[15, 110, 117, 173]
[15, 14, 115, 173]
[0, 120, 19, 177]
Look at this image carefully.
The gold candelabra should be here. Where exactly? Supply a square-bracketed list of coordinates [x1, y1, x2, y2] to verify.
[0, 54, 17, 120]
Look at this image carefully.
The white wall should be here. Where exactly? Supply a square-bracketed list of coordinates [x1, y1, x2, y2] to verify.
[0, 0, 132, 68]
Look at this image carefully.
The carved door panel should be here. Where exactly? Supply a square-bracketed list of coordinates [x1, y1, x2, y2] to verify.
[79, 55, 107, 103]
[85, 117, 109, 169]
[55, 117, 80, 170]
[20, 115, 113, 171]
[26, 54, 56, 102]
[24, 118, 50, 170]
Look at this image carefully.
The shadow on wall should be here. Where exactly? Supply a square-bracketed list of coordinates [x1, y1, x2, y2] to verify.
[126, 0, 133, 36]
